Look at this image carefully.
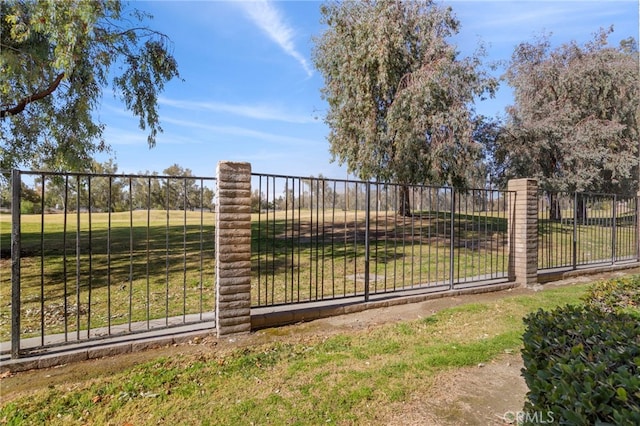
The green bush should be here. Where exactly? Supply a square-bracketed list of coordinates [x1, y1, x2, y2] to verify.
[521, 304, 640, 425]
[20, 200, 42, 214]
[583, 275, 640, 318]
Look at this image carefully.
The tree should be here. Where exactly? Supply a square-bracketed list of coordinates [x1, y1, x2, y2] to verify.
[0, 0, 180, 171]
[496, 29, 639, 199]
[159, 164, 202, 210]
[313, 0, 496, 215]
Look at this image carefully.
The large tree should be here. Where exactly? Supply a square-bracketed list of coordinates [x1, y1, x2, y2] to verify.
[496, 29, 639, 196]
[0, 0, 180, 171]
[313, 0, 496, 214]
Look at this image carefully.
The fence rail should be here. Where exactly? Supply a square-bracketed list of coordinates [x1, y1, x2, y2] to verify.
[1, 170, 217, 357]
[251, 174, 513, 307]
[538, 191, 638, 270]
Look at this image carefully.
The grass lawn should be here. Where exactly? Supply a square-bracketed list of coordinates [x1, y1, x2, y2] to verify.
[0, 279, 596, 425]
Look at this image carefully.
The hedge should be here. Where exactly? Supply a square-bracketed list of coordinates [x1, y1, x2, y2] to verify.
[521, 281, 640, 425]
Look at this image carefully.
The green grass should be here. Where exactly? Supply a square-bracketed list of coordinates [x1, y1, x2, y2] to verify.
[0, 280, 593, 425]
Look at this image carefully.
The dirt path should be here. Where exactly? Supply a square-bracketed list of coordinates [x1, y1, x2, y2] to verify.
[1, 269, 637, 424]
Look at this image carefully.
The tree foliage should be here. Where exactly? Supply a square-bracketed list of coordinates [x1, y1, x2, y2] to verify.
[495, 28, 639, 195]
[0, 0, 180, 171]
[313, 0, 496, 195]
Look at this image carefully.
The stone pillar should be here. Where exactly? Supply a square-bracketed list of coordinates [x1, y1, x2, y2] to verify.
[507, 179, 538, 286]
[215, 162, 252, 336]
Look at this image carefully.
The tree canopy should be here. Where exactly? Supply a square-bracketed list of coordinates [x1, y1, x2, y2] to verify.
[495, 28, 639, 195]
[0, 0, 180, 171]
[313, 0, 496, 193]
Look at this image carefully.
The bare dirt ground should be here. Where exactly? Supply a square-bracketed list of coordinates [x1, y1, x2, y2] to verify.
[1, 269, 637, 425]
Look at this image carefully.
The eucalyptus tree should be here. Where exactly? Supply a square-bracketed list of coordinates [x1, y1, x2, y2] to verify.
[313, 0, 496, 215]
[497, 29, 639, 199]
[0, 0, 180, 171]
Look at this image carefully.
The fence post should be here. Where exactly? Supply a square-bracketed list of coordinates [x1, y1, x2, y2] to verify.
[449, 189, 455, 289]
[215, 161, 252, 336]
[612, 195, 617, 263]
[507, 179, 538, 286]
[11, 169, 21, 358]
[364, 182, 370, 302]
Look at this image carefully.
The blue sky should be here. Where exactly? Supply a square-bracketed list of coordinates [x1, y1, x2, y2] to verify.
[98, 0, 639, 179]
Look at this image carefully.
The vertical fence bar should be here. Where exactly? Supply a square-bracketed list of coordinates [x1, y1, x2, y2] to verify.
[165, 179, 170, 325]
[573, 192, 578, 270]
[364, 182, 371, 302]
[284, 178, 289, 303]
[39, 174, 45, 345]
[11, 169, 21, 358]
[320, 179, 326, 298]
[257, 176, 262, 305]
[199, 179, 204, 319]
[449, 189, 455, 289]
[63, 175, 69, 341]
[272, 177, 277, 301]
[146, 177, 151, 328]
[107, 177, 112, 334]
[612, 195, 617, 263]
[75, 175, 81, 341]
[87, 176, 92, 338]
[297, 178, 302, 302]
[183, 179, 188, 322]
[331, 180, 336, 297]
[129, 177, 134, 331]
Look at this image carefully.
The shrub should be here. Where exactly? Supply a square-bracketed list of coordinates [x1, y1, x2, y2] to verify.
[521, 304, 640, 425]
[20, 200, 41, 214]
[583, 275, 640, 318]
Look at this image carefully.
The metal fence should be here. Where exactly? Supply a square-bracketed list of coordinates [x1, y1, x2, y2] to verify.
[5, 167, 639, 357]
[538, 191, 638, 270]
[1, 170, 217, 357]
[251, 174, 514, 307]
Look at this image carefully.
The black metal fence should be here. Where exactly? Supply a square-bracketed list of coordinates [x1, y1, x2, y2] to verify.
[538, 191, 638, 270]
[1, 170, 217, 357]
[251, 174, 514, 307]
[4, 168, 639, 357]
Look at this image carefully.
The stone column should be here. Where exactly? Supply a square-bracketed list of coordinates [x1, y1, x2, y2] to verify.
[507, 179, 538, 286]
[215, 162, 252, 336]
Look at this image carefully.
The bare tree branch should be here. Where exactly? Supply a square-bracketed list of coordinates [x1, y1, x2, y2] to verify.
[1, 73, 65, 118]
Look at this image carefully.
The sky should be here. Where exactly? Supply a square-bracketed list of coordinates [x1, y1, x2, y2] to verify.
[97, 0, 640, 180]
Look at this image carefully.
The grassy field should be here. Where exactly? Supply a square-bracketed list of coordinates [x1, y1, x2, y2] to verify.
[0, 280, 594, 425]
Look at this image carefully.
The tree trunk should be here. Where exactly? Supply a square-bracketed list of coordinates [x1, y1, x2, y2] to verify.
[576, 194, 587, 225]
[398, 185, 412, 216]
[549, 193, 562, 221]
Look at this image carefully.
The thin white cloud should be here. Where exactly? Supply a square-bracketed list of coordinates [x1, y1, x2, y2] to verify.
[159, 97, 316, 124]
[103, 127, 198, 146]
[237, 0, 313, 77]
[161, 116, 319, 146]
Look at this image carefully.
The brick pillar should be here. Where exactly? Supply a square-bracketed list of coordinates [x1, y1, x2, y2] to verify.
[215, 162, 252, 336]
[508, 179, 538, 286]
